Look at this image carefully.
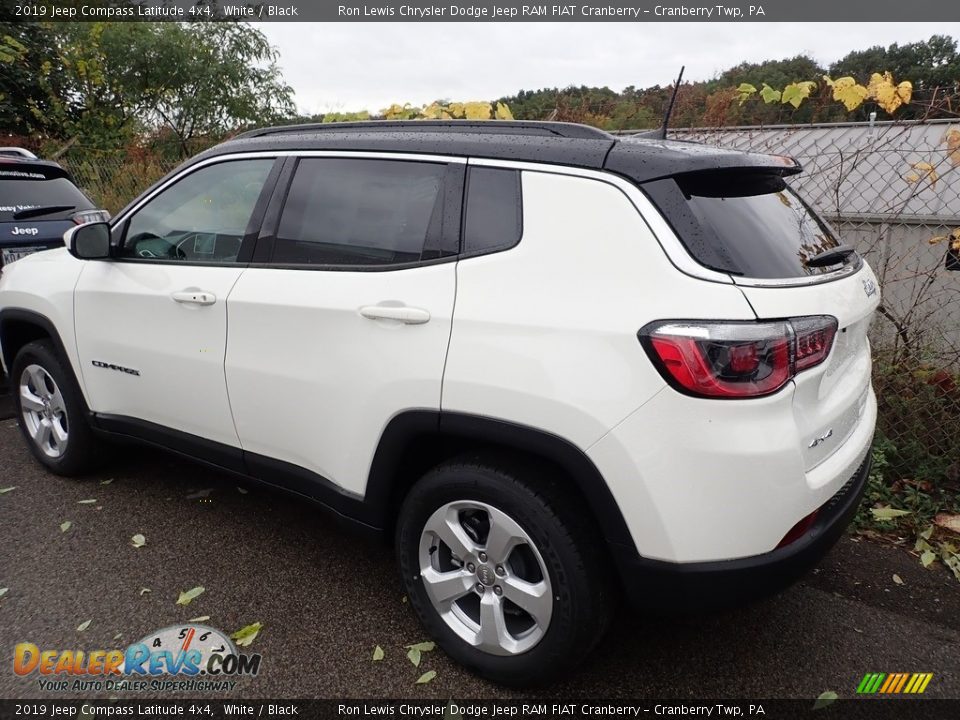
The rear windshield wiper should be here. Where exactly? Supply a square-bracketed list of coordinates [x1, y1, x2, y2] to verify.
[806, 244, 857, 268]
[12, 204, 76, 220]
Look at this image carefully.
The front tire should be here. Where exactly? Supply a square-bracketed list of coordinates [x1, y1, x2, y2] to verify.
[396, 456, 614, 686]
[11, 340, 101, 476]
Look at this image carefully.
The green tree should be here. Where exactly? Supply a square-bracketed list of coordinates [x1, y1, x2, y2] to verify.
[830, 35, 960, 118]
[0, 23, 68, 139]
[0, 22, 294, 157]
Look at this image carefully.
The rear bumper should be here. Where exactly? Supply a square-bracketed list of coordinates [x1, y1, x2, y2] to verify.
[610, 449, 871, 611]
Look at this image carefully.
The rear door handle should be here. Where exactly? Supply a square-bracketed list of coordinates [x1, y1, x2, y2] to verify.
[359, 305, 431, 325]
[172, 290, 217, 306]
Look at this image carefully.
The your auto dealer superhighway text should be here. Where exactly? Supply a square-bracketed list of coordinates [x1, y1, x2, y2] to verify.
[337, 704, 762, 717]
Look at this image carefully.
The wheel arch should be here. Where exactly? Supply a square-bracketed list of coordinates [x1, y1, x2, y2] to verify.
[363, 410, 637, 553]
[0, 309, 73, 380]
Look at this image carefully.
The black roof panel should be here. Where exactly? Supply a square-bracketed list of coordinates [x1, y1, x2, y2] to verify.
[195, 131, 616, 172]
[236, 119, 613, 140]
[178, 121, 802, 189]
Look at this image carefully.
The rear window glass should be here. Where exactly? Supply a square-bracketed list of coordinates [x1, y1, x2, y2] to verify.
[274, 158, 446, 267]
[462, 167, 522, 255]
[0, 176, 92, 221]
[646, 172, 843, 279]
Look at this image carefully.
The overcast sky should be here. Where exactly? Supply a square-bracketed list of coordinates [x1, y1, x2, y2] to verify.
[260, 23, 960, 114]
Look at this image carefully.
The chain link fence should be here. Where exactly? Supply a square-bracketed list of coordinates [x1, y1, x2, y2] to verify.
[62, 155, 180, 216]
[61, 121, 960, 484]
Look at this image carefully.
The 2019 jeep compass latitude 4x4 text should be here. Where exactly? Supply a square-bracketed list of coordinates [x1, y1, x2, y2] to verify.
[0, 121, 878, 685]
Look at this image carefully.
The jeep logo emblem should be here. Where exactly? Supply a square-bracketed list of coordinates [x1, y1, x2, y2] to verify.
[862, 278, 877, 297]
[11, 226, 39, 236]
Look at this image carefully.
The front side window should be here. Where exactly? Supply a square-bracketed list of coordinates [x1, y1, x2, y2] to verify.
[120, 159, 273, 263]
[272, 158, 446, 266]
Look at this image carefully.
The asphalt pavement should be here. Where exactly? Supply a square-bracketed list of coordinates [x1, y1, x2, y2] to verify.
[0, 415, 958, 701]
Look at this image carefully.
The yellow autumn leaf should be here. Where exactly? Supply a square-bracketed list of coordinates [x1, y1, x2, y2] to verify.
[759, 83, 781, 104]
[943, 128, 960, 167]
[463, 102, 492, 120]
[825, 76, 869, 111]
[736, 83, 757, 106]
[781, 81, 817, 109]
[928, 228, 960, 245]
[420, 103, 443, 120]
[906, 161, 939, 190]
[868, 72, 912, 114]
[896, 81, 913, 105]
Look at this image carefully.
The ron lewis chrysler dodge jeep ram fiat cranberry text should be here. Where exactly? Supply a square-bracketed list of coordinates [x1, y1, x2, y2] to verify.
[0, 121, 878, 685]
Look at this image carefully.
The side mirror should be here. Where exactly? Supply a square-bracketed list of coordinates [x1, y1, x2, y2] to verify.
[64, 222, 111, 260]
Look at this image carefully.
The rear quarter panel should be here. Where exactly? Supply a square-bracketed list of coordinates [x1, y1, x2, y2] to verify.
[442, 166, 757, 449]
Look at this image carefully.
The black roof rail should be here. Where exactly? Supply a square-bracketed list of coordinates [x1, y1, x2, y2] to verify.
[233, 120, 613, 141]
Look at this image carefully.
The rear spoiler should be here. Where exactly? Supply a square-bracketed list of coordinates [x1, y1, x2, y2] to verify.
[0, 159, 71, 181]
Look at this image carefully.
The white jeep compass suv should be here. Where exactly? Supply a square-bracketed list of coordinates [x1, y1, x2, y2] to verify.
[0, 121, 878, 685]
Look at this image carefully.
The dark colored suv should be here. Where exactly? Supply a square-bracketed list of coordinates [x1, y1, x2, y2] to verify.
[0, 152, 109, 269]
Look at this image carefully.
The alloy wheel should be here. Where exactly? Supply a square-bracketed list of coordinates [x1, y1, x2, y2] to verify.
[419, 500, 553, 656]
[19, 364, 69, 459]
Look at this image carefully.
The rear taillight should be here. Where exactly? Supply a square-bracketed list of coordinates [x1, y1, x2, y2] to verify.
[71, 209, 111, 225]
[639, 316, 838, 399]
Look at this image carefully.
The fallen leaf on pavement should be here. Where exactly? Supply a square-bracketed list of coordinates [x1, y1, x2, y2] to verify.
[372, 646, 384, 661]
[60, 521, 73, 533]
[870, 507, 911, 521]
[405, 641, 436, 652]
[813, 691, 837, 710]
[176, 587, 205, 605]
[415, 671, 436, 685]
[77, 620, 92, 632]
[131, 534, 146, 548]
[231, 622, 263, 648]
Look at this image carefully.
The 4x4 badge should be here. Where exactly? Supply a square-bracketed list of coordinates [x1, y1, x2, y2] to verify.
[862, 278, 877, 297]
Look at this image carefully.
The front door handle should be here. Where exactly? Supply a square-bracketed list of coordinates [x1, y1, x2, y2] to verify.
[359, 305, 431, 325]
[172, 290, 217, 306]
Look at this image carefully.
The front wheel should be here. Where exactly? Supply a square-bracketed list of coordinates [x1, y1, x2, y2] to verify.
[11, 340, 101, 476]
[396, 457, 614, 686]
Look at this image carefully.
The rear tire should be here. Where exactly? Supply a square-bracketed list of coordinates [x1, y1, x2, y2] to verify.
[11, 340, 101, 476]
[396, 455, 614, 686]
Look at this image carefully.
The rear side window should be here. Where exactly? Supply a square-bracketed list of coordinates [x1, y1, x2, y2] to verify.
[273, 158, 446, 266]
[0, 175, 93, 221]
[462, 167, 522, 256]
[644, 172, 843, 279]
